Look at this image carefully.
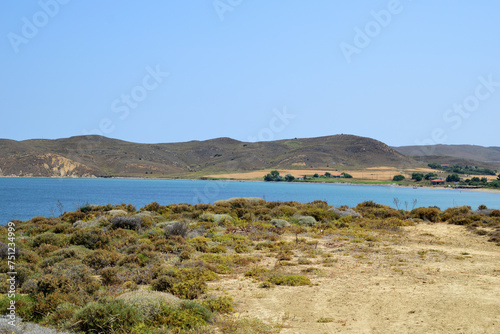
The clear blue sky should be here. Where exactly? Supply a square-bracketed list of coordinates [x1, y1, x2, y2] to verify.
[1, 0, 499, 147]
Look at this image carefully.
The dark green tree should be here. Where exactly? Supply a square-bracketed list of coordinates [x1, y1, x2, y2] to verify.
[393, 175, 405, 181]
[411, 173, 424, 182]
[264, 174, 274, 181]
[446, 174, 460, 182]
[424, 172, 438, 180]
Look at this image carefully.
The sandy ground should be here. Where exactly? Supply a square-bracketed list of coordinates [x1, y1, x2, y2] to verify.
[209, 224, 500, 333]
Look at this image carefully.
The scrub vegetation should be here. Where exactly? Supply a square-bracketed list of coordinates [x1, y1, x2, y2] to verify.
[0, 198, 499, 333]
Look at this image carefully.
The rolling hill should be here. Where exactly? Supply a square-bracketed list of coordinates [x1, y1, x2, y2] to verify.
[394, 145, 500, 169]
[0, 134, 417, 178]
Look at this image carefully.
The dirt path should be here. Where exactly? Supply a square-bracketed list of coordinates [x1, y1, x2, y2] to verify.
[211, 224, 500, 333]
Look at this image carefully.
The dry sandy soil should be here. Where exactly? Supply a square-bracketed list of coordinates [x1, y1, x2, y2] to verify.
[205, 166, 498, 182]
[204, 166, 472, 181]
[209, 223, 500, 333]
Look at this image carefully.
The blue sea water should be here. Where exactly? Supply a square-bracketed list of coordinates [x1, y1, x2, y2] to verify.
[1, 177, 499, 224]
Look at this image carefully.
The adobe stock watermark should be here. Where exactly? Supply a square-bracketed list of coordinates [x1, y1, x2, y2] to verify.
[76, 65, 169, 155]
[247, 107, 295, 142]
[339, 0, 405, 64]
[191, 106, 295, 204]
[213, 0, 243, 21]
[413, 74, 499, 155]
[7, 0, 71, 54]
[5, 222, 18, 328]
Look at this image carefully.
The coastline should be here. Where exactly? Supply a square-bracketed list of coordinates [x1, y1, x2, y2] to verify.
[1, 175, 500, 193]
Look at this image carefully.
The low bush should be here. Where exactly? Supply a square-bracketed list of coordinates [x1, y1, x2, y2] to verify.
[202, 295, 234, 314]
[151, 301, 212, 330]
[165, 221, 189, 238]
[69, 227, 109, 249]
[295, 215, 318, 227]
[71, 298, 143, 334]
[270, 219, 289, 228]
[244, 267, 270, 279]
[117, 290, 180, 320]
[0, 294, 36, 321]
[189, 236, 211, 252]
[82, 249, 121, 270]
[440, 206, 472, 221]
[234, 243, 250, 253]
[43, 302, 77, 328]
[491, 210, 500, 217]
[217, 316, 280, 334]
[411, 207, 441, 222]
[111, 216, 143, 231]
[152, 275, 208, 299]
[31, 232, 67, 248]
[261, 274, 311, 287]
[0, 241, 20, 260]
[98, 267, 119, 285]
[208, 245, 227, 253]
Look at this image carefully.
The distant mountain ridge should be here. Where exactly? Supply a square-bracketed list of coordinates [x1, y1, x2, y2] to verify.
[0, 134, 416, 178]
[394, 145, 500, 167]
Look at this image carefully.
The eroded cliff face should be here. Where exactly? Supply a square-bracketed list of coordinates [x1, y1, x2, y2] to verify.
[40, 153, 95, 177]
[0, 153, 96, 177]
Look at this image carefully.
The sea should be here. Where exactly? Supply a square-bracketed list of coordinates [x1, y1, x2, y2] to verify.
[1, 177, 500, 224]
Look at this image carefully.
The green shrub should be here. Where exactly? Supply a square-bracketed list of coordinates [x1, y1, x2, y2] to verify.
[152, 275, 208, 299]
[98, 267, 119, 285]
[179, 300, 213, 322]
[70, 227, 109, 249]
[234, 243, 250, 253]
[262, 274, 311, 287]
[71, 298, 143, 333]
[244, 267, 270, 279]
[491, 210, 500, 217]
[208, 245, 227, 253]
[111, 216, 143, 230]
[190, 236, 211, 252]
[270, 219, 290, 228]
[142, 201, 162, 213]
[152, 301, 212, 330]
[42, 260, 100, 296]
[202, 295, 234, 314]
[165, 221, 189, 238]
[217, 316, 280, 334]
[0, 295, 35, 321]
[83, 249, 121, 270]
[411, 207, 441, 222]
[43, 302, 77, 328]
[117, 290, 180, 320]
[440, 206, 471, 221]
[32, 232, 66, 247]
[151, 267, 217, 299]
[20, 250, 40, 264]
[295, 215, 317, 226]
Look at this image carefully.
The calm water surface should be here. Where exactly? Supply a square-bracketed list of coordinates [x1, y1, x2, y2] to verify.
[1, 177, 499, 224]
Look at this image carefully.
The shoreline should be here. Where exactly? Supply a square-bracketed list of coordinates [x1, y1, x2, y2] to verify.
[1, 175, 500, 194]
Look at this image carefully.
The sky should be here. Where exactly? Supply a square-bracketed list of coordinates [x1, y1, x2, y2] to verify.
[1, 0, 499, 147]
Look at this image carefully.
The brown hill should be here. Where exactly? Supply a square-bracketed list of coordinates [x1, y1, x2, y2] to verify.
[0, 134, 417, 178]
[394, 145, 500, 166]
